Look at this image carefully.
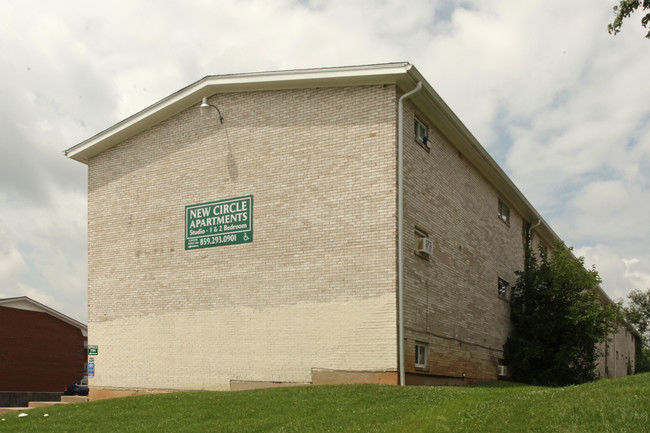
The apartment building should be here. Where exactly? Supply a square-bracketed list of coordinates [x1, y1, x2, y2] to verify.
[64, 63, 634, 399]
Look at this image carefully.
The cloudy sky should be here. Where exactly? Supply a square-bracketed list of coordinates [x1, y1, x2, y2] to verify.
[1, 0, 649, 323]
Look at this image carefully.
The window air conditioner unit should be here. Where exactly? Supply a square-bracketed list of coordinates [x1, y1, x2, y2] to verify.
[417, 238, 434, 255]
[497, 365, 508, 377]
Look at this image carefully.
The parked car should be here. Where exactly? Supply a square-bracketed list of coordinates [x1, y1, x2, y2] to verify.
[63, 377, 88, 396]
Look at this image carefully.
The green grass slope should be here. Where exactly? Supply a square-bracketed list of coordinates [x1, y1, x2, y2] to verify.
[2, 374, 648, 432]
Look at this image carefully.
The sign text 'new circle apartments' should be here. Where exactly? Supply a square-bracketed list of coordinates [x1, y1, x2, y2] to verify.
[185, 195, 253, 250]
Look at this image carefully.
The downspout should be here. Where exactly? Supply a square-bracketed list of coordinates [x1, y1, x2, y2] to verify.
[530, 219, 541, 231]
[397, 81, 422, 386]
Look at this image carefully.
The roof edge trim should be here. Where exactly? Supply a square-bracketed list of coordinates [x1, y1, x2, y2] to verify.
[0, 296, 87, 335]
[63, 62, 412, 163]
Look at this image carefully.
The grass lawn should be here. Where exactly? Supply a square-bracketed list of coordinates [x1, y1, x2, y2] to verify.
[1, 373, 648, 432]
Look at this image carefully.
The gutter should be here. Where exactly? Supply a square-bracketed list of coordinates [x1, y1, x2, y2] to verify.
[397, 81, 422, 386]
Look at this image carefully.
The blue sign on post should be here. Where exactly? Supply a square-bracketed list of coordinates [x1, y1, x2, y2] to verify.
[88, 362, 95, 377]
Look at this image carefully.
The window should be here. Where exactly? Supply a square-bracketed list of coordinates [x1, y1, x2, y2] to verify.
[414, 118, 430, 149]
[415, 342, 428, 368]
[498, 278, 510, 300]
[498, 199, 510, 224]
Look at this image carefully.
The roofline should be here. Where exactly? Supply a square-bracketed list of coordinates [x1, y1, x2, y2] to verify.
[594, 288, 643, 338]
[63, 62, 414, 164]
[402, 67, 560, 245]
[0, 296, 87, 336]
[64, 61, 559, 243]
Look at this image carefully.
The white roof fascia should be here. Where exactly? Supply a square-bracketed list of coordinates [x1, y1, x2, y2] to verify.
[401, 66, 560, 245]
[64, 61, 557, 243]
[0, 296, 88, 336]
[63, 62, 412, 163]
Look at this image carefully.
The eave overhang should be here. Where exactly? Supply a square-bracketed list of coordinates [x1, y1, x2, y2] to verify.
[402, 67, 559, 245]
[63, 62, 415, 164]
[63, 62, 558, 244]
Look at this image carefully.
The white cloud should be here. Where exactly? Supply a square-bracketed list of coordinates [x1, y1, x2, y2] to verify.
[623, 258, 650, 292]
[576, 244, 650, 304]
[0, 185, 87, 321]
[0, 230, 28, 282]
[0, 227, 64, 311]
[562, 180, 650, 242]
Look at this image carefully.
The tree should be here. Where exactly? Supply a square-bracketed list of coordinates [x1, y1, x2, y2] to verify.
[608, 0, 650, 39]
[503, 240, 621, 386]
[625, 288, 650, 372]
[626, 289, 650, 337]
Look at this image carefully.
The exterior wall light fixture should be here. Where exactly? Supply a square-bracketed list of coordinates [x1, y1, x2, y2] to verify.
[200, 97, 224, 124]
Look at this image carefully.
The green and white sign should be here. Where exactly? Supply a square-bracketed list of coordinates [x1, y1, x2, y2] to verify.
[185, 195, 253, 250]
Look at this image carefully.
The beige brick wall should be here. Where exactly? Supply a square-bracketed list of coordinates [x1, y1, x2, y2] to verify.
[87, 85, 399, 391]
[596, 325, 637, 378]
[88, 79, 616, 391]
[401, 100, 524, 381]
